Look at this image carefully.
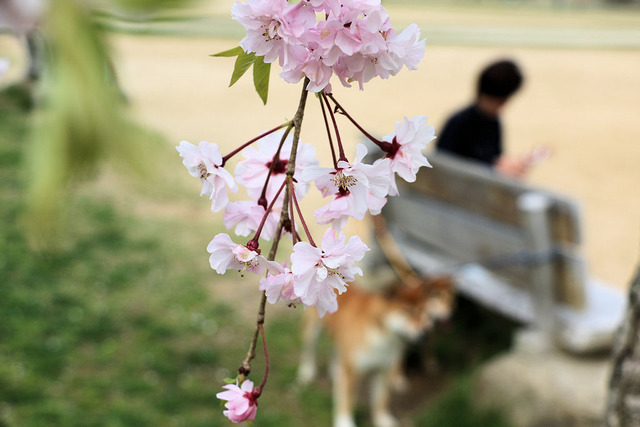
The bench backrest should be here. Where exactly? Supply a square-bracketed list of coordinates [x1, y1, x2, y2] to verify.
[383, 151, 586, 310]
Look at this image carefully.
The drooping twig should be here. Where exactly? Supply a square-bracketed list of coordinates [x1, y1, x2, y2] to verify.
[238, 78, 310, 380]
[287, 179, 298, 245]
[246, 178, 288, 252]
[222, 121, 292, 167]
[253, 324, 270, 394]
[321, 92, 347, 162]
[257, 124, 294, 208]
[318, 94, 338, 168]
[291, 182, 316, 247]
[327, 93, 391, 152]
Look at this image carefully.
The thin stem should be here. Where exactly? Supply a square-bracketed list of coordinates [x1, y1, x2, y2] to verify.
[257, 124, 294, 208]
[238, 79, 310, 380]
[246, 178, 288, 251]
[222, 121, 292, 167]
[318, 94, 338, 168]
[286, 79, 311, 177]
[291, 182, 316, 247]
[321, 92, 347, 162]
[238, 292, 268, 380]
[327, 93, 391, 151]
[255, 324, 269, 393]
[288, 181, 298, 245]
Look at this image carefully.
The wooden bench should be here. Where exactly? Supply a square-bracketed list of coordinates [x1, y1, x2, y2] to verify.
[368, 150, 625, 353]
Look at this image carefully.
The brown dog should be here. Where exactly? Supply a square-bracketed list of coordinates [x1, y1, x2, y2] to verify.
[297, 276, 454, 427]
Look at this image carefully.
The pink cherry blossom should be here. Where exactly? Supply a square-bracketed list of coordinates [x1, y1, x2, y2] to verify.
[314, 189, 386, 231]
[382, 115, 435, 182]
[302, 144, 392, 221]
[279, 48, 334, 93]
[344, 24, 424, 88]
[216, 379, 259, 423]
[338, 8, 388, 56]
[176, 141, 237, 212]
[303, 19, 345, 66]
[302, 279, 339, 317]
[313, 194, 355, 231]
[232, 0, 314, 70]
[259, 264, 301, 305]
[333, 16, 424, 90]
[207, 233, 278, 276]
[387, 24, 426, 73]
[304, 0, 340, 14]
[235, 130, 318, 203]
[335, 147, 393, 201]
[223, 201, 280, 240]
[290, 228, 368, 316]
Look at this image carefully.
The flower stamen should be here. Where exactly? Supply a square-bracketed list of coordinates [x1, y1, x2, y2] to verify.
[330, 170, 357, 191]
[197, 163, 211, 179]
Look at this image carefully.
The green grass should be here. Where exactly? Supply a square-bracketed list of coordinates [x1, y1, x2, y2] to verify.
[0, 87, 234, 426]
[416, 376, 511, 427]
[0, 85, 513, 426]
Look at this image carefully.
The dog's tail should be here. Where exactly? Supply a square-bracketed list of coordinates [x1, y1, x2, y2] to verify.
[370, 213, 423, 288]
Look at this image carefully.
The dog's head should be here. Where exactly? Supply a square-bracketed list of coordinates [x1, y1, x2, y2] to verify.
[383, 276, 455, 340]
[423, 276, 456, 324]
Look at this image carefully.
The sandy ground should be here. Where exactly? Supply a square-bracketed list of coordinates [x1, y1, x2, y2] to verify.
[3, 2, 638, 290]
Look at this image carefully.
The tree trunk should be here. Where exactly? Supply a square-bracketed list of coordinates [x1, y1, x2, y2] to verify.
[604, 262, 640, 426]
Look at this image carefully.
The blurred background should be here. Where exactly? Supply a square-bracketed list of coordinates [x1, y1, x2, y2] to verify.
[1, 0, 639, 425]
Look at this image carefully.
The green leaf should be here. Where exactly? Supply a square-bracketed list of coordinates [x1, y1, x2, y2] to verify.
[229, 51, 256, 87]
[210, 46, 244, 57]
[252, 56, 271, 105]
[211, 47, 271, 105]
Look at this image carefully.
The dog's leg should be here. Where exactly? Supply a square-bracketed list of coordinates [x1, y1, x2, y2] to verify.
[333, 355, 357, 427]
[297, 309, 321, 385]
[389, 353, 409, 393]
[371, 368, 399, 427]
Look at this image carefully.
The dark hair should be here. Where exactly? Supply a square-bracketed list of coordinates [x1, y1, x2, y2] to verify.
[477, 59, 523, 98]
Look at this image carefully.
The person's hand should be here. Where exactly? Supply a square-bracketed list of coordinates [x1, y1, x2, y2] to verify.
[524, 145, 552, 166]
[495, 146, 552, 179]
[495, 156, 529, 179]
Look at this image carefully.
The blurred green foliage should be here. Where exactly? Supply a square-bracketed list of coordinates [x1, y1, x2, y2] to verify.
[25, 0, 152, 246]
[2, 88, 232, 426]
[110, 0, 201, 14]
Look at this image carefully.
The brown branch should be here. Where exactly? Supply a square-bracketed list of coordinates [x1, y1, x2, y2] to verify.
[238, 78, 310, 380]
[222, 121, 292, 167]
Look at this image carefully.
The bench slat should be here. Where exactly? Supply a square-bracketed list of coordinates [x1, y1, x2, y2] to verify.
[383, 188, 586, 308]
[403, 152, 583, 245]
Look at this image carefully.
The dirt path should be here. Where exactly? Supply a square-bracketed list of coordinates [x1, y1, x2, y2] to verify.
[111, 5, 640, 290]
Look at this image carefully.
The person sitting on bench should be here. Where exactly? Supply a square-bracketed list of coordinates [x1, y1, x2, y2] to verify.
[437, 59, 549, 179]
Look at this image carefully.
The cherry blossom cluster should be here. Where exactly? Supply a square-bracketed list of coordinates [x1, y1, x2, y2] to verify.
[232, 0, 425, 91]
[177, 109, 434, 317]
[181, 0, 433, 422]
[191, 105, 435, 422]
